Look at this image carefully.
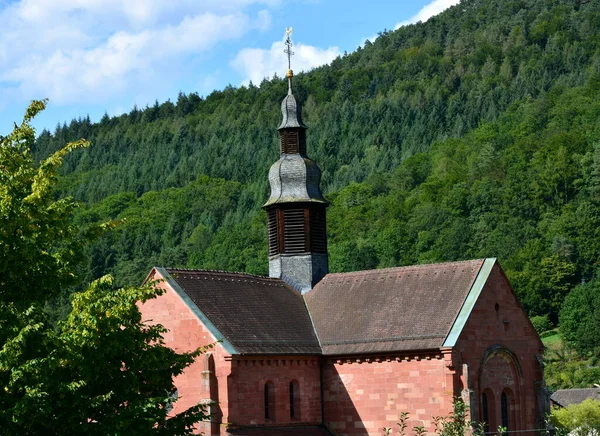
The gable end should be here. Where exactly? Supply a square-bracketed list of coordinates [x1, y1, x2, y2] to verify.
[443, 258, 495, 348]
[154, 267, 238, 355]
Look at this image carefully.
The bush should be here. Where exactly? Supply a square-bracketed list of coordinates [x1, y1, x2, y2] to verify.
[560, 275, 600, 356]
[551, 399, 600, 434]
[531, 314, 552, 334]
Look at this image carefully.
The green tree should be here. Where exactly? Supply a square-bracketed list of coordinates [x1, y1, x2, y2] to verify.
[0, 100, 88, 307]
[551, 399, 600, 434]
[0, 101, 208, 434]
[559, 274, 600, 356]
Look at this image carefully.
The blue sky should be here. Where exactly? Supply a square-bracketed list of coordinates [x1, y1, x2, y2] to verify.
[0, 0, 459, 134]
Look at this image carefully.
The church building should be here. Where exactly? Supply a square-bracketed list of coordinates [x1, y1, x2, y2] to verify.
[140, 37, 546, 436]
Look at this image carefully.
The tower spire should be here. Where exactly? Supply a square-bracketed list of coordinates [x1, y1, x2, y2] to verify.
[263, 28, 329, 294]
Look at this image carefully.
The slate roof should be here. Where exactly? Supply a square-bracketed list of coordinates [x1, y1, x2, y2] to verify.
[162, 268, 321, 355]
[278, 88, 307, 130]
[159, 259, 487, 356]
[550, 388, 600, 408]
[305, 259, 485, 355]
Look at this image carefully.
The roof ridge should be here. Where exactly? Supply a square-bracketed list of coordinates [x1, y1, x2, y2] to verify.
[553, 388, 600, 392]
[162, 267, 275, 280]
[321, 259, 485, 278]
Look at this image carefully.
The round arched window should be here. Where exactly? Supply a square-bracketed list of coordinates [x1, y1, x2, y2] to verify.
[264, 381, 275, 420]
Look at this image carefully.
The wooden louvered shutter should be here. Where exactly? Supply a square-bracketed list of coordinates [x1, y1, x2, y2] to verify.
[279, 132, 287, 154]
[280, 130, 298, 154]
[310, 207, 327, 253]
[267, 209, 278, 256]
[298, 130, 306, 155]
[279, 130, 306, 155]
[283, 208, 306, 253]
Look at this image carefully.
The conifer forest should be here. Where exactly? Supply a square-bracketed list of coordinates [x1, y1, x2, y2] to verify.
[33, 0, 600, 388]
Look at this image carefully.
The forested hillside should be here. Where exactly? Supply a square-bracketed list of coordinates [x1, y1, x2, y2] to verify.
[34, 0, 600, 337]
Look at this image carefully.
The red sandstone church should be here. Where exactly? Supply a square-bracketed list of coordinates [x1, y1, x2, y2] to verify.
[140, 43, 547, 436]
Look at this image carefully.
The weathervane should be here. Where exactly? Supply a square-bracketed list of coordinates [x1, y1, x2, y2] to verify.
[284, 27, 294, 84]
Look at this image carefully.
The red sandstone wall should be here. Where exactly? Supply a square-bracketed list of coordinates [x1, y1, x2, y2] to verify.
[140, 270, 324, 435]
[139, 269, 232, 435]
[455, 263, 545, 433]
[323, 356, 455, 435]
[228, 357, 323, 427]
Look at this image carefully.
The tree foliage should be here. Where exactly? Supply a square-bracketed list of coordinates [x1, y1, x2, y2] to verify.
[560, 274, 600, 356]
[545, 355, 600, 391]
[29, 0, 600, 327]
[551, 399, 600, 435]
[0, 99, 89, 307]
[0, 101, 208, 434]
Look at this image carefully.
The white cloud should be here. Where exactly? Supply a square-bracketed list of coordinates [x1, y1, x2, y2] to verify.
[395, 0, 460, 29]
[231, 36, 340, 86]
[0, 0, 275, 105]
[358, 0, 459, 47]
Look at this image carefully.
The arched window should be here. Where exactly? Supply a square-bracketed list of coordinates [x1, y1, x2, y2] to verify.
[290, 380, 300, 419]
[479, 346, 522, 433]
[481, 392, 489, 432]
[264, 382, 275, 420]
[481, 389, 496, 432]
[501, 391, 509, 430]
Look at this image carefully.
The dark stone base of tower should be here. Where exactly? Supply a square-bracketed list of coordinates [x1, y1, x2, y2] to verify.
[269, 253, 328, 294]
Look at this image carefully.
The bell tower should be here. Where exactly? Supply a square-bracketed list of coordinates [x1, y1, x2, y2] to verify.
[263, 28, 328, 294]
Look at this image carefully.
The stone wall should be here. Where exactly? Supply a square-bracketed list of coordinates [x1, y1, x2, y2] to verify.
[227, 357, 323, 427]
[322, 354, 456, 435]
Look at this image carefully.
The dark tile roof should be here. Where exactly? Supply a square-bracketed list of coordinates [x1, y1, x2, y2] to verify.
[228, 425, 333, 435]
[550, 388, 600, 407]
[164, 269, 321, 355]
[304, 259, 485, 355]
[162, 259, 486, 356]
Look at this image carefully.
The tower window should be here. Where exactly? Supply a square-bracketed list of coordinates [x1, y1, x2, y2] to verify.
[280, 130, 298, 154]
[283, 208, 307, 254]
[279, 129, 306, 155]
[267, 209, 278, 256]
[310, 207, 327, 254]
[268, 207, 328, 255]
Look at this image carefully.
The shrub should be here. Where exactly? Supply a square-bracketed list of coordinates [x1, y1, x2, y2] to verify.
[531, 314, 552, 334]
[551, 399, 600, 434]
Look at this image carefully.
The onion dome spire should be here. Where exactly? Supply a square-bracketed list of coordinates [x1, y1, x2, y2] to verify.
[263, 28, 329, 294]
[264, 28, 326, 207]
[279, 27, 307, 130]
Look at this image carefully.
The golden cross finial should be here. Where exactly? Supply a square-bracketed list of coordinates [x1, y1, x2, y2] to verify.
[284, 27, 294, 79]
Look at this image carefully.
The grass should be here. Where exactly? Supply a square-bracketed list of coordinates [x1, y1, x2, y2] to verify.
[542, 329, 563, 351]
